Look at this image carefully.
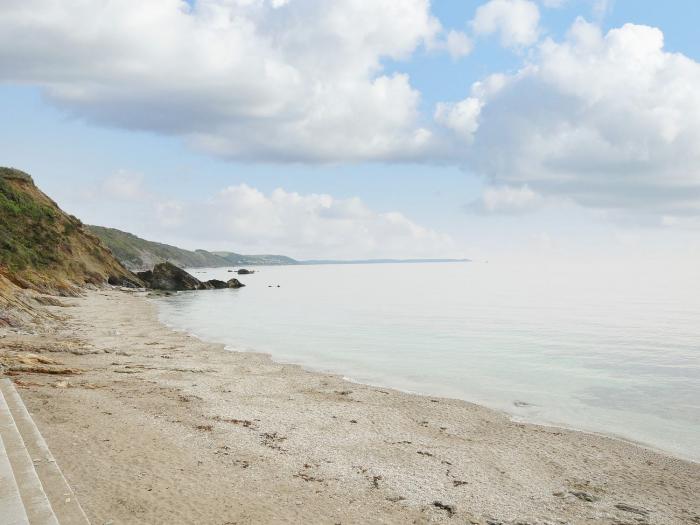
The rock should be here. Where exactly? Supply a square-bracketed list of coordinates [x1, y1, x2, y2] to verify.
[202, 279, 228, 290]
[145, 262, 202, 291]
[432, 501, 456, 516]
[138, 263, 245, 291]
[237, 268, 254, 275]
[570, 491, 599, 502]
[615, 503, 649, 516]
[108, 274, 142, 288]
[227, 278, 245, 289]
[135, 270, 153, 285]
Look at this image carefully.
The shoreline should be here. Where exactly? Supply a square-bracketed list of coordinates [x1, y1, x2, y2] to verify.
[3, 289, 699, 524]
[155, 297, 700, 466]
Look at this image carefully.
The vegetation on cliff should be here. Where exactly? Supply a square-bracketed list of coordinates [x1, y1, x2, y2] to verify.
[0, 167, 137, 293]
[88, 225, 297, 271]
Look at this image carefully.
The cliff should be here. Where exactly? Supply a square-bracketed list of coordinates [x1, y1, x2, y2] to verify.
[0, 167, 138, 297]
[88, 225, 298, 271]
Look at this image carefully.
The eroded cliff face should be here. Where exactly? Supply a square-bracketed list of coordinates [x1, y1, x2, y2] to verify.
[0, 167, 141, 328]
[0, 167, 139, 295]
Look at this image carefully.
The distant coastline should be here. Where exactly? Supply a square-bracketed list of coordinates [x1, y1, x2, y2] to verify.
[299, 258, 470, 265]
[89, 224, 469, 271]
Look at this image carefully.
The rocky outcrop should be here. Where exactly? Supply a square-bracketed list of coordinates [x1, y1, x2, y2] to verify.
[227, 278, 245, 288]
[137, 262, 201, 291]
[138, 262, 245, 291]
[237, 269, 254, 275]
[135, 270, 153, 283]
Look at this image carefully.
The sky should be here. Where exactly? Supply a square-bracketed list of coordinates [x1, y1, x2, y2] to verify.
[1, 0, 700, 263]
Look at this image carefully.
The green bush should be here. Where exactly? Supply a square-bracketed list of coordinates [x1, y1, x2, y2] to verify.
[0, 177, 61, 271]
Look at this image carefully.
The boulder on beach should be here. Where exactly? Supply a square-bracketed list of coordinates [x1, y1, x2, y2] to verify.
[227, 278, 245, 288]
[237, 269, 254, 275]
[140, 262, 202, 291]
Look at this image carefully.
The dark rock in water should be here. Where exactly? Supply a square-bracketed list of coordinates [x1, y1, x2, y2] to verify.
[139, 263, 243, 291]
[147, 262, 202, 291]
[237, 268, 254, 275]
[203, 279, 228, 289]
[227, 278, 245, 288]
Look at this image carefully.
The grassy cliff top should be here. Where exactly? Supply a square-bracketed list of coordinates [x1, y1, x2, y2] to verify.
[87, 226, 232, 271]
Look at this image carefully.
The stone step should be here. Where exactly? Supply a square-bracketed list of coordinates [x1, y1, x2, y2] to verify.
[0, 385, 46, 524]
[0, 379, 90, 525]
[0, 423, 29, 525]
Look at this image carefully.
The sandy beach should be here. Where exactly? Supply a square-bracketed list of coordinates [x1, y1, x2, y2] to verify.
[1, 288, 698, 525]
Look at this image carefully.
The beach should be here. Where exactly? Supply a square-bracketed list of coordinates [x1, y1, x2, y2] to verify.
[2, 288, 699, 524]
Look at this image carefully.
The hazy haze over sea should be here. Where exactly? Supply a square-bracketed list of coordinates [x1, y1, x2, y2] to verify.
[154, 261, 700, 461]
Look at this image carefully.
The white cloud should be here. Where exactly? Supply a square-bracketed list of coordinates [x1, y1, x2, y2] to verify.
[660, 215, 700, 230]
[470, 185, 545, 214]
[4, 2, 700, 227]
[541, 0, 566, 7]
[443, 30, 474, 59]
[472, 0, 541, 48]
[593, 0, 614, 20]
[102, 170, 146, 201]
[83, 181, 456, 259]
[0, 0, 444, 162]
[156, 200, 185, 228]
[425, 29, 472, 61]
[540, 0, 568, 9]
[435, 98, 483, 142]
[437, 19, 700, 217]
[186, 185, 456, 258]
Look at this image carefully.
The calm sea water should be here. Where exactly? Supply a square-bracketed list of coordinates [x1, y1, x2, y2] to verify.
[154, 262, 700, 461]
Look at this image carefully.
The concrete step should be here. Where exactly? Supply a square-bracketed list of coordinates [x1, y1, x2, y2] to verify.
[0, 420, 30, 525]
[0, 379, 90, 525]
[0, 385, 46, 524]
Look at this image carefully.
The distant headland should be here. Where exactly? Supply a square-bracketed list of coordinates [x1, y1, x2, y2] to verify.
[88, 225, 469, 272]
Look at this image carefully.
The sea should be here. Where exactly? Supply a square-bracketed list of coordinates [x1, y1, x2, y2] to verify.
[153, 261, 700, 462]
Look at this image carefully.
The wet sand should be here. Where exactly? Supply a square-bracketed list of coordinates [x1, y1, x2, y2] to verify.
[1, 289, 699, 524]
